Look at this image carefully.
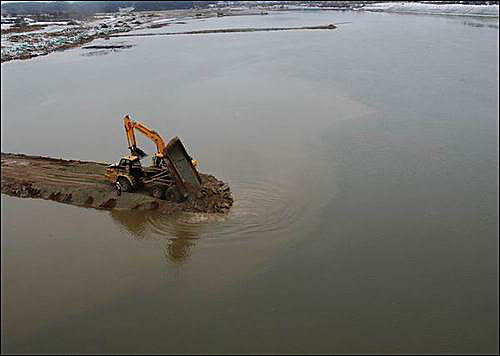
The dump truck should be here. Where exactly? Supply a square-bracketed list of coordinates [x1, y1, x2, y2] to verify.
[105, 115, 202, 202]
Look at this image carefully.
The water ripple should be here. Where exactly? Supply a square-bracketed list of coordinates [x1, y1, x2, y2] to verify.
[145, 177, 305, 243]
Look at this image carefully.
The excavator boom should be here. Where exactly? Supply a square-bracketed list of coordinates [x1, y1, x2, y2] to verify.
[123, 114, 197, 169]
[124, 114, 167, 161]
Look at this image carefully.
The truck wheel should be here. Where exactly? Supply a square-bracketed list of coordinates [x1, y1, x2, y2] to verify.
[151, 185, 165, 199]
[166, 187, 182, 203]
[115, 182, 122, 196]
[117, 177, 132, 192]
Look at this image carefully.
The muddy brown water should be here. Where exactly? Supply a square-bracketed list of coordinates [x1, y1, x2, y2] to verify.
[1, 11, 498, 354]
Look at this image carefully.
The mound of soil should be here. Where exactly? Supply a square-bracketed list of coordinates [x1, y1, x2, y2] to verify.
[1, 153, 233, 214]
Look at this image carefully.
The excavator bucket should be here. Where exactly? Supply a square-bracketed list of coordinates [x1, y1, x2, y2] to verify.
[130, 146, 148, 159]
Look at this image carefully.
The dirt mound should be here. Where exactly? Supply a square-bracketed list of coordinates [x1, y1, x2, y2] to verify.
[184, 174, 233, 213]
[1, 153, 233, 214]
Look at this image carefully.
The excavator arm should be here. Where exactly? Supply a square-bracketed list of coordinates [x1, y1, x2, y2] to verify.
[124, 114, 167, 163]
[123, 114, 197, 168]
[124, 114, 166, 155]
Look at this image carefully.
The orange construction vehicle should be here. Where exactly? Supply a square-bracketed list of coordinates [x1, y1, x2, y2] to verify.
[105, 114, 201, 202]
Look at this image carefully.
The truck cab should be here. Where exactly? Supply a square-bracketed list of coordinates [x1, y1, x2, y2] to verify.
[105, 155, 144, 192]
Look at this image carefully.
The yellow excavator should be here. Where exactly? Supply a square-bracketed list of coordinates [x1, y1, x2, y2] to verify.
[123, 114, 197, 169]
[105, 114, 201, 202]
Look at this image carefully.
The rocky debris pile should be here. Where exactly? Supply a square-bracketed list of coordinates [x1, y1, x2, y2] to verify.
[1, 181, 41, 198]
[183, 174, 234, 214]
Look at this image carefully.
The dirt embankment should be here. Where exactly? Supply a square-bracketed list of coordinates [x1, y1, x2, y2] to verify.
[109, 24, 337, 38]
[1, 25, 48, 34]
[1, 153, 233, 214]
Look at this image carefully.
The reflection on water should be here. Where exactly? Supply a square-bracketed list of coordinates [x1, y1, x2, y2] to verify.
[110, 209, 149, 238]
[110, 209, 199, 264]
[109, 176, 305, 263]
[162, 236, 196, 264]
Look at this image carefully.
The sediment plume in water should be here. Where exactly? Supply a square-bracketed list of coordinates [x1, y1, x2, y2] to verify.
[0, 153, 233, 214]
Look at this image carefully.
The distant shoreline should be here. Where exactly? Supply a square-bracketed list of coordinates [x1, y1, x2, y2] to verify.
[2, 4, 498, 64]
[109, 24, 337, 38]
[1, 8, 269, 64]
[361, 3, 499, 18]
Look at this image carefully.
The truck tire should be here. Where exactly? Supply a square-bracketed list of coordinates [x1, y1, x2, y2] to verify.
[151, 185, 165, 199]
[117, 177, 132, 192]
[115, 182, 122, 196]
[166, 187, 183, 203]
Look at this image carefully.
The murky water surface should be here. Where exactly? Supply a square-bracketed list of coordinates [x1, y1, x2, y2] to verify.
[1, 11, 498, 354]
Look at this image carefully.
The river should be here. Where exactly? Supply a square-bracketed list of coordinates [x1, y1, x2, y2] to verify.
[1, 10, 498, 354]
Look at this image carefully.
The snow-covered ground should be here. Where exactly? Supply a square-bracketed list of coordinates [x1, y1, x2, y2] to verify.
[1, 10, 209, 63]
[1, 13, 139, 63]
[30, 21, 70, 26]
[362, 2, 499, 17]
